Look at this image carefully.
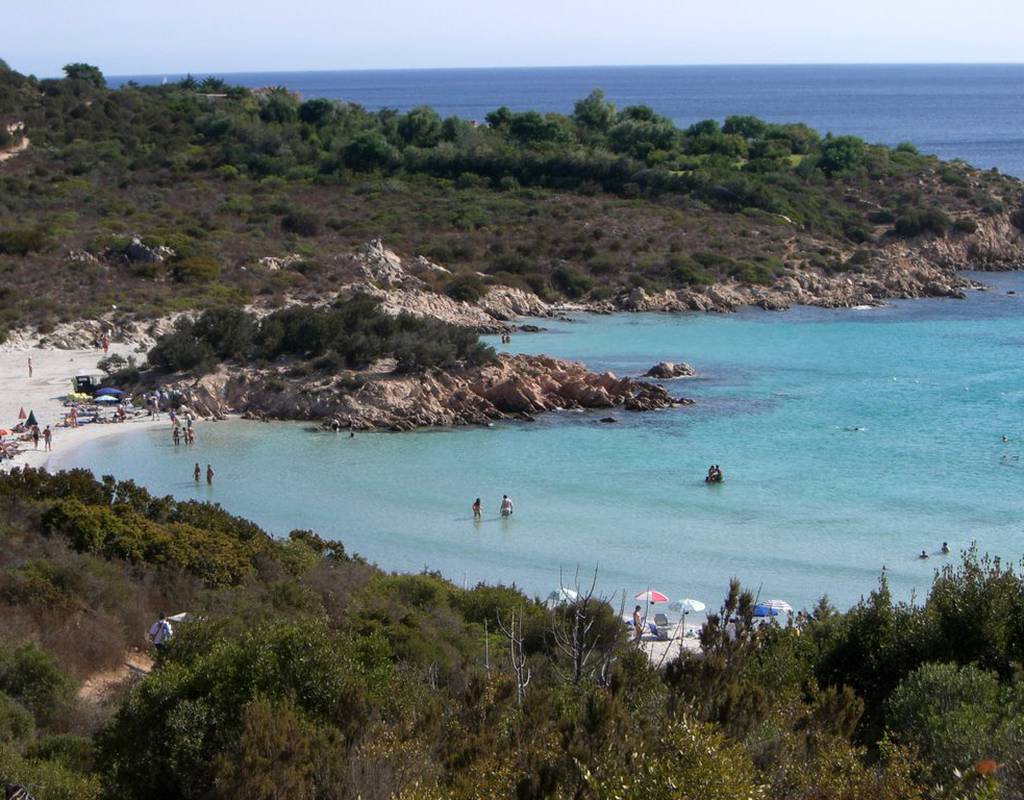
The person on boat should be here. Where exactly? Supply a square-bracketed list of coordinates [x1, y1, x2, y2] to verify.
[500, 495, 514, 517]
[472, 498, 482, 521]
[919, 549, 929, 559]
[941, 542, 950, 555]
[633, 605, 643, 641]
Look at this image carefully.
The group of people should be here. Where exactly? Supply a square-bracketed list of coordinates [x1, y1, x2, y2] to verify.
[919, 542, 951, 559]
[193, 462, 215, 484]
[499, 332, 513, 344]
[29, 424, 53, 451]
[472, 495, 514, 520]
[704, 465, 725, 483]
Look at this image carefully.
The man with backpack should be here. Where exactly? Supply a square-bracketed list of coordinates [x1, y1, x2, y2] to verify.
[148, 613, 173, 650]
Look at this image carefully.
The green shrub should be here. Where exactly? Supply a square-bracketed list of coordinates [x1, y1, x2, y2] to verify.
[893, 207, 950, 237]
[281, 209, 321, 237]
[551, 265, 593, 298]
[444, 273, 486, 303]
[0, 229, 45, 255]
[0, 643, 76, 725]
[25, 734, 95, 773]
[953, 217, 978, 234]
[171, 256, 220, 283]
[0, 692, 34, 743]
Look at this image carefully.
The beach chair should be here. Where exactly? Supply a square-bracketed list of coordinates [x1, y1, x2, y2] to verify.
[654, 612, 672, 630]
[648, 622, 669, 641]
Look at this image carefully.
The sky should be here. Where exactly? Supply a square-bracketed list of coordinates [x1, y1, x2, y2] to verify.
[4, 0, 1022, 77]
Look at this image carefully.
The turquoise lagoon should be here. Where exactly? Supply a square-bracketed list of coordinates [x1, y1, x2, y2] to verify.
[54, 273, 1024, 613]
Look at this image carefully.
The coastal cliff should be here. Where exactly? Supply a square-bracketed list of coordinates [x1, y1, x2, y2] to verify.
[167, 354, 691, 431]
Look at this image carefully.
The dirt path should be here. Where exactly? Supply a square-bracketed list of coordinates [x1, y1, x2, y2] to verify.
[78, 651, 153, 703]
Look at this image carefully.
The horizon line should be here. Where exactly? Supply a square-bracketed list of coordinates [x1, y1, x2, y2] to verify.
[30, 60, 1024, 80]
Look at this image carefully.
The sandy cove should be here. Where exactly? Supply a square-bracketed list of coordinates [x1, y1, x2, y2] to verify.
[0, 342, 164, 471]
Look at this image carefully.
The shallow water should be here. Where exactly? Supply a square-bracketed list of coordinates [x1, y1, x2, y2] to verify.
[55, 272, 1024, 613]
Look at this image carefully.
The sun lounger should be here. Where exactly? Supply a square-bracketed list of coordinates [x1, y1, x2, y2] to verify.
[654, 613, 672, 629]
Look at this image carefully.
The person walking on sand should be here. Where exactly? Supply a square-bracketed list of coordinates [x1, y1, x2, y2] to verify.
[102, 334, 110, 355]
[633, 605, 644, 641]
[193, 462, 201, 482]
[206, 464, 214, 485]
[472, 498, 482, 521]
[500, 495, 513, 517]
[31, 426, 39, 450]
[148, 613, 173, 651]
[43, 426, 52, 452]
[27, 356, 32, 378]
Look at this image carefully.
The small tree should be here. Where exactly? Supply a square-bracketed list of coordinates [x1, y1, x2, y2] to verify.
[62, 63, 106, 88]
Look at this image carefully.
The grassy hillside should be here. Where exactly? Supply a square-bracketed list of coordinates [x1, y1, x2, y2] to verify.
[1, 466, 1023, 798]
[1, 62, 1021, 334]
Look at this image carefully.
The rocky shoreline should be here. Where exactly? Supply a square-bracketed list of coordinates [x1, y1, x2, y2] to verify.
[164, 354, 692, 432]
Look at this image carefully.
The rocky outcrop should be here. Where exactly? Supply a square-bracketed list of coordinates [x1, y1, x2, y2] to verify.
[645, 361, 696, 379]
[164, 354, 692, 431]
[357, 239, 423, 287]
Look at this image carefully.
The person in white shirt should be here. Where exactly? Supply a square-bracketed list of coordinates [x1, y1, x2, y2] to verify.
[499, 495, 514, 517]
[148, 613, 173, 649]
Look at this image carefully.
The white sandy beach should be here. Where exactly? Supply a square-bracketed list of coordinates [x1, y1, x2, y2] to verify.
[0, 341, 163, 471]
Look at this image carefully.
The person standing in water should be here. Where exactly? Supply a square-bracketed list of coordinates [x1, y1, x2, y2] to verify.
[193, 463, 201, 482]
[472, 498, 482, 520]
[500, 495, 514, 517]
[206, 464, 215, 485]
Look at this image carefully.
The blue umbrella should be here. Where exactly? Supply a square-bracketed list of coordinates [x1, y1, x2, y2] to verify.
[95, 387, 124, 396]
[752, 604, 779, 618]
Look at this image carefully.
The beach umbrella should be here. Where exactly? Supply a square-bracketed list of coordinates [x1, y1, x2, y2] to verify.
[634, 590, 669, 604]
[95, 387, 124, 396]
[0, 429, 10, 436]
[94, 395, 119, 404]
[764, 599, 793, 614]
[670, 598, 706, 614]
[25, 410, 37, 427]
[752, 604, 779, 618]
[18, 407, 26, 419]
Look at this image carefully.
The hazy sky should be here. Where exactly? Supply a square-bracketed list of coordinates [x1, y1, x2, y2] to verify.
[5, 0, 1021, 77]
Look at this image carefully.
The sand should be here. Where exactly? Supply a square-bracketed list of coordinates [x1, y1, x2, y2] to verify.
[0, 341, 163, 471]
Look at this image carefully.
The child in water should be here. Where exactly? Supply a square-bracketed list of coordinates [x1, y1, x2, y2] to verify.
[472, 498, 482, 520]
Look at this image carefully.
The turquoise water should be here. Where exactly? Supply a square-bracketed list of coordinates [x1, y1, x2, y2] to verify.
[54, 273, 1024, 613]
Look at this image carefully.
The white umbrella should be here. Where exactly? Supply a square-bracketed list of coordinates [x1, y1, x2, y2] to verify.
[671, 598, 706, 614]
[764, 599, 793, 614]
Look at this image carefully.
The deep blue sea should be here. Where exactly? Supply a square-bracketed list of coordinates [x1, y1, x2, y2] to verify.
[55, 274, 1024, 614]
[111, 64, 1024, 177]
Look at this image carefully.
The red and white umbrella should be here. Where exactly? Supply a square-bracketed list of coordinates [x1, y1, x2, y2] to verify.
[634, 590, 669, 604]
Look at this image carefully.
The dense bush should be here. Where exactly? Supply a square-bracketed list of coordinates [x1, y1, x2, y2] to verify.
[893, 206, 951, 237]
[444, 273, 487, 302]
[0, 229, 45, 255]
[148, 294, 495, 374]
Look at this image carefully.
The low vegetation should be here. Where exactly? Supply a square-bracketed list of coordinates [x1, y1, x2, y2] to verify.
[0, 62, 1020, 331]
[0, 466, 1022, 798]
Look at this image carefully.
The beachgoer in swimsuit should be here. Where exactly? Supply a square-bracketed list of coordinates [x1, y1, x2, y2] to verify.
[193, 463, 201, 482]
[206, 464, 214, 485]
[919, 550, 929, 559]
[500, 495, 513, 517]
[43, 426, 52, 451]
[472, 498, 482, 520]
[31, 426, 39, 449]
[173, 427, 181, 446]
[633, 605, 643, 641]
[941, 542, 950, 555]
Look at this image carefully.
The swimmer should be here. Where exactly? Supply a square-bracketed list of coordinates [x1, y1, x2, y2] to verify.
[919, 550, 929, 559]
[941, 542, 950, 555]
[499, 495, 514, 517]
[193, 462, 201, 482]
[472, 498, 482, 521]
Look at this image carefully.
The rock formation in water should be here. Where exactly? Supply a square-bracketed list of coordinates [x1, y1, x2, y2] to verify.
[644, 361, 696, 379]
[165, 354, 692, 432]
